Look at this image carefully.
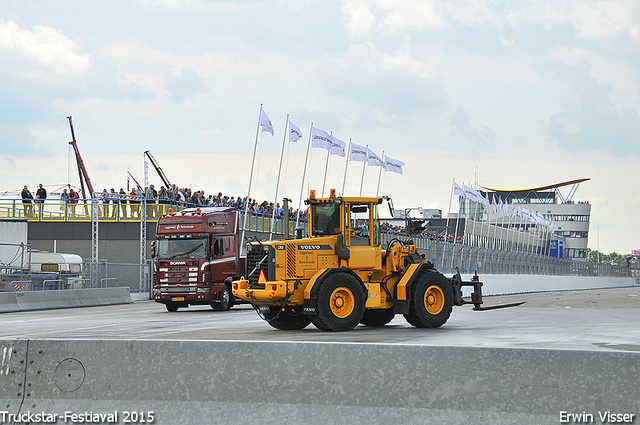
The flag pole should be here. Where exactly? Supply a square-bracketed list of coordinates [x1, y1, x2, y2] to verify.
[359, 145, 368, 196]
[296, 122, 313, 229]
[443, 178, 455, 271]
[341, 138, 352, 196]
[241, 104, 263, 251]
[375, 151, 385, 196]
[321, 131, 333, 197]
[270, 114, 289, 241]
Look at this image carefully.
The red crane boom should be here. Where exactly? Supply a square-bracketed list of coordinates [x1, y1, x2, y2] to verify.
[67, 116, 95, 198]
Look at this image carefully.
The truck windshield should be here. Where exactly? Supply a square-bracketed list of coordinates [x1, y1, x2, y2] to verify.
[156, 238, 207, 260]
[312, 203, 341, 236]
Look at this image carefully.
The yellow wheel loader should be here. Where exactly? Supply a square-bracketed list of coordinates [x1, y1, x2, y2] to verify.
[233, 190, 515, 332]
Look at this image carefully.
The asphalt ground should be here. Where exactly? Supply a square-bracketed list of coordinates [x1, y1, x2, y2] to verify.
[1, 285, 638, 352]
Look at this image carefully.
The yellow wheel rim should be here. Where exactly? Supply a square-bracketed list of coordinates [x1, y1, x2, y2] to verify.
[329, 286, 355, 318]
[424, 285, 445, 315]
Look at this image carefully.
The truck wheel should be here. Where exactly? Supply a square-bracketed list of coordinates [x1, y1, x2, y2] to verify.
[211, 284, 233, 311]
[263, 306, 311, 330]
[166, 303, 179, 312]
[404, 272, 453, 328]
[311, 273, 365, 332]
[360, 308, 395, 327]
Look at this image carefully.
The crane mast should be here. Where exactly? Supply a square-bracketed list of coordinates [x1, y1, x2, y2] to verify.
[144, 150, 172, 189]
[67, 116, 95, 198]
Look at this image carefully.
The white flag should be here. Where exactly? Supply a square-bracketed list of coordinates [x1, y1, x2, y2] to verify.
[289, 121, 302, 142]
[454, 182, 465, 198]
[367, 149, 384, 167]
[260, 109, 274, 135]
[463, 185, 481, 203]
[331, 136, 346, 157]
[384, 155, 404, 174]
[312, 127, 333, 150]
[349, 143, 368, 162]
[144, 161, 149, 187]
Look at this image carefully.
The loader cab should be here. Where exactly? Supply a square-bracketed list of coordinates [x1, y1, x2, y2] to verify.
[306, 191, 382, 270]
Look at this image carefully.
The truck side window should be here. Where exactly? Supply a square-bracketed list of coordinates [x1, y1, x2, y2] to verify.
[213, 238, 222, 256]
[213, 236, 235, 257]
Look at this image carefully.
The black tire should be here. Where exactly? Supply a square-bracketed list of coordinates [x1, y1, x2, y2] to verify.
[360, 308, 395, 327]
[165, 303, 179, 312]
[211, 284, 233, 311]
[404, 271, 453, 328]
[263, 306, 312, 330]
[311, 272, 366, 332]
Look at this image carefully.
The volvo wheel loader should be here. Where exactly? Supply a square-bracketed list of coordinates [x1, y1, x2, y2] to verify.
[232, 190, 507, 332]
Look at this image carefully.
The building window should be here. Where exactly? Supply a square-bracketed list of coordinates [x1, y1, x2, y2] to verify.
[553, 215, 590, 222]
[566, 248, 586, 259]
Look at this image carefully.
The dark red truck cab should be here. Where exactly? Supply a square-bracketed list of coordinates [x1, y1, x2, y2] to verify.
[152, 207, 245, 312]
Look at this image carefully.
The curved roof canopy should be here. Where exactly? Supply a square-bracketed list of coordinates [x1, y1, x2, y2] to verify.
[478, 178, 590, 193]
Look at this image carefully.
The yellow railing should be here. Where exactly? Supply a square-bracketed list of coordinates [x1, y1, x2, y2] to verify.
[0, 199, 177, 223]
[0, 199, 304, 235]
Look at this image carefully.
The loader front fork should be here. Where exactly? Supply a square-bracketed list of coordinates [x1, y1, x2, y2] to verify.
[450, 268, 525, 311]
[450, 268, 483, 310]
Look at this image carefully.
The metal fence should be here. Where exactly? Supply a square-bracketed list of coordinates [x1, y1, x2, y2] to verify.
[82, 260, 152, 295]
[380, 232, 638, 277]
[2, 198, 637, 281]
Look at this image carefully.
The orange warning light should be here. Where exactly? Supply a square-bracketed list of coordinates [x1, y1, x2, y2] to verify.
[309, 190, 316, 199]
[330, 188, 336, 198]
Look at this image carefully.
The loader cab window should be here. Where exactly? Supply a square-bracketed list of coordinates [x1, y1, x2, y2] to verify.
[348, 203, 380, 246]
[312, 203, 341, 236]
[350, 205, 371, 246]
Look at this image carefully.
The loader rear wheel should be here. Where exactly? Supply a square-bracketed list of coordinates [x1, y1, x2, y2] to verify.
[360, 308, 395, 327]
[404, 272, 453, 328]
[311, 273, 365, 332]
[263, 306, 312, 330]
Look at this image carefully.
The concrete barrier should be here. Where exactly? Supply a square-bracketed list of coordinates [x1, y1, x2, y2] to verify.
[0, 288, 133, 313]
[0, 292, 18, 313]
[462, 273, 637, 295]
[1, 339, 638, 424]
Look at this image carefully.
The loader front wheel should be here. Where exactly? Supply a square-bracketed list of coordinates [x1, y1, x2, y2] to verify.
[404, 272, 453, 328]
[311, 273, 365, 332]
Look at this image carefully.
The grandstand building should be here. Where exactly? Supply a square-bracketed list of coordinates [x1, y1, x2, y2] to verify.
[459, 179, 591, 260]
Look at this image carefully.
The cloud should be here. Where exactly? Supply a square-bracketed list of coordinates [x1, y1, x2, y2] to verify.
[511, 0, 640, 41]
[0, 19, 91, 78]
[341, 0, 640, 43]
[0, 124, 38, 156]
[450, 107, 496, 147]
[165, 68, 209, 102]
[542, 58, 640, 157]
[317, 42, 447, 118]
[341, 1, 377, 39]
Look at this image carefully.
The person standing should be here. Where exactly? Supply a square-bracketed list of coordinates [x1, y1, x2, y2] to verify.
[68, 188, 79, 217]
[119, 188, 128, 218]
[36, 184, 47, 217]
[145, 184, 157, 219]
[60, 188, 69, 216]
[21, 185, 34, 217]
[109, 188, 118, 219]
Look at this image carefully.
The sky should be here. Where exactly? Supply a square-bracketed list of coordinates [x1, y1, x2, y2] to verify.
[0, 0, 639, 254]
